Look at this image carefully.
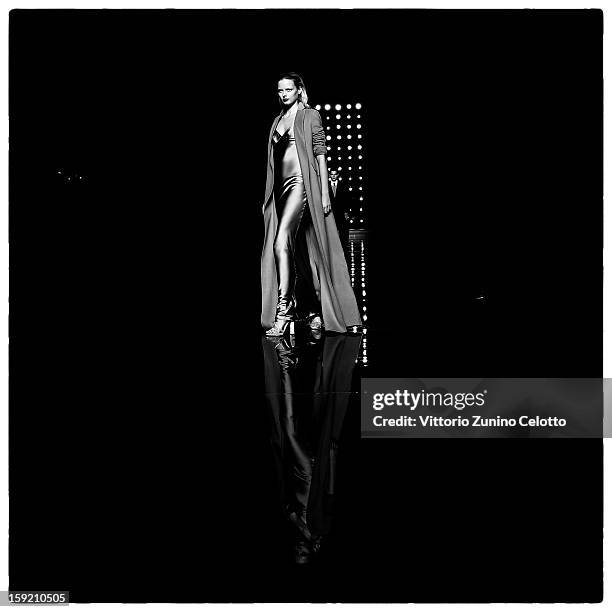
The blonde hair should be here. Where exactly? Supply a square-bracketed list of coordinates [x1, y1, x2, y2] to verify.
[277, 72, 310, 108]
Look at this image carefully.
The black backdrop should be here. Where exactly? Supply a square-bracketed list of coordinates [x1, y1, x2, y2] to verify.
[10, 9, 602, 602]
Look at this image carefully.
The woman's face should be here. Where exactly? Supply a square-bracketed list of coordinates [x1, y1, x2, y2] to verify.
[278, 78, 301, 108]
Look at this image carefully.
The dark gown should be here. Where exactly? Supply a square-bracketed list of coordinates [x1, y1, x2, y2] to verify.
[272, 117, 318, 321]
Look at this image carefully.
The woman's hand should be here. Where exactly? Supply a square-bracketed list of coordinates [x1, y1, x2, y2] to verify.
[322, 195, 332, 215]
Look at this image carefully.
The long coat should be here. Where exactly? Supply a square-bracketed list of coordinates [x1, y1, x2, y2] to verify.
[260, 101, 362, 332]
[329, 179, 351, 250]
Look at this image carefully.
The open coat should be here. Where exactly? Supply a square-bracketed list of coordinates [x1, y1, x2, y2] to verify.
[261, 101, 362, 332]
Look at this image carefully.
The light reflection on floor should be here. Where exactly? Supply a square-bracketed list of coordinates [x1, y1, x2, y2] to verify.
[348, 232, 368, 367]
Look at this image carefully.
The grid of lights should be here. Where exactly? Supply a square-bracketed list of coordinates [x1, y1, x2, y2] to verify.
[349, 238, 368, 366]
[314, 102, 365, 228]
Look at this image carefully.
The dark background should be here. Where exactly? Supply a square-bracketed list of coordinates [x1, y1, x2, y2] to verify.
[10, 9, 602, 602]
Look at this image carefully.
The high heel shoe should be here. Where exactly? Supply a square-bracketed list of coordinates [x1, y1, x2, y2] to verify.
[264, 318, 295, 337]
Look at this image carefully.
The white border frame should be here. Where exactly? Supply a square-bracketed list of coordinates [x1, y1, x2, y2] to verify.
[1, 2, 608, 609]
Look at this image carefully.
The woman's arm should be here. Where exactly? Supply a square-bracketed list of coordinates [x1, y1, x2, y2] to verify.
[317, 154, 332, 215]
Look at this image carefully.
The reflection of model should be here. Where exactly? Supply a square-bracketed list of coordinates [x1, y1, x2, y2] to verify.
[262, 332, 361, 563]
[261, 72, 362, 336]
